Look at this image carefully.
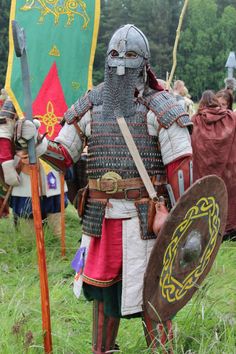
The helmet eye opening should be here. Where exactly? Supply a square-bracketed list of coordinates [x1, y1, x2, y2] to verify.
[125, 51, 138, 59]
[110, 50, 119, 57]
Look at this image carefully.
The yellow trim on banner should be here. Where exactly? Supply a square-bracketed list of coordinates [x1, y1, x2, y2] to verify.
[39, 159, 53, 175]
[5, 0, 24, 119]
[88, 0, 101, 90]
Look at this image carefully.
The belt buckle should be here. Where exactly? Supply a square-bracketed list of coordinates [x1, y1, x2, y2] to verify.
[124, 187, 142, 201]
[98, 171, 122, 194]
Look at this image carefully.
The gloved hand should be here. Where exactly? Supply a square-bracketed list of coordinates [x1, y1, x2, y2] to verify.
[14, 118, 41, 148]
[2, 159, 20, 186]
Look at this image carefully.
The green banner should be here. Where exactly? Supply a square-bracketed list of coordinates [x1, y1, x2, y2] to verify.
[6, 0, 100, 117]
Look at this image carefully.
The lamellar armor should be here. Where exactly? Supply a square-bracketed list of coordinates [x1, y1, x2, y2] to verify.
[42, 25, 193, 239]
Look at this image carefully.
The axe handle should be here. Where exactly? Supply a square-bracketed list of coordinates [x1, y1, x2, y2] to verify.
[30, 165, 52, 353]
[12, 20, 53, 353]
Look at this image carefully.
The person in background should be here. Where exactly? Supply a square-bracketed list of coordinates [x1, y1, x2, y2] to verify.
[216, 89, 233, 111]
[224, 77, 236, 96]
[173, 80, 195, 117]
[191, 90, 236, 241]
[182, 86, 195, 118]
[173, 79, 186, 107]
[0, 88, 10, 218]
[0, 97, 68, 236]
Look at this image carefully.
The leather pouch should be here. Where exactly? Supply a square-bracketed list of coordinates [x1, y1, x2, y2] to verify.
[135, 199, 156, 240]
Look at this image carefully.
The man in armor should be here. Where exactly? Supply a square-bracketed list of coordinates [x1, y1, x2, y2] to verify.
[15, 24, 193, 352]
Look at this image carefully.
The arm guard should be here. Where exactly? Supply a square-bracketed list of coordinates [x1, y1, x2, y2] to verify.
[40, 140, 73, 173]
[166, 156, 193, 206]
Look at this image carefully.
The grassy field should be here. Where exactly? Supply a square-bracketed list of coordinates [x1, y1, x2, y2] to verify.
[0, 205, 235, 353]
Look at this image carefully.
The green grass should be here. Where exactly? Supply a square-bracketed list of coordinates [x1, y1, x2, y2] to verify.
[0, 205, 236, 353]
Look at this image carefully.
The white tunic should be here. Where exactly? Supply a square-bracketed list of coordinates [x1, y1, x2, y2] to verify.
[0, 117, 67, 197]
[57, 109, 192, 315]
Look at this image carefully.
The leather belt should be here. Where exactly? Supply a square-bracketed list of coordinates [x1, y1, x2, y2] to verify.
[89, 187, 149, 201]
[89, 177, 145, 194]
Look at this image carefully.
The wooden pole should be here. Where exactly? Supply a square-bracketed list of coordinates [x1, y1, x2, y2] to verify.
[30, 165, 52, 353]
[12, 20, 53, 353]
[0, 186, 12, 218]
[60, 172, 66, 257]
[166, 0, 189, 90]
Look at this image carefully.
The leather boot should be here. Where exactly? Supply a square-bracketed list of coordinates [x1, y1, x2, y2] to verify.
[92, 300, 120, 354]
[142, 311, 173, 353]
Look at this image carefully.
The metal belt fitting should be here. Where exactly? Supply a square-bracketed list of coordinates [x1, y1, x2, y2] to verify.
[96, 171, 122, 194]
[124, 187, 143, 201]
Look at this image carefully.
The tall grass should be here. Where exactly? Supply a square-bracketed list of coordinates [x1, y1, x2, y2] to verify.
[0, 206, 235, 353]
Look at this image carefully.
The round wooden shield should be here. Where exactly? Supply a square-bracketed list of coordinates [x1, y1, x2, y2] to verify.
[143, 175, 228, 322]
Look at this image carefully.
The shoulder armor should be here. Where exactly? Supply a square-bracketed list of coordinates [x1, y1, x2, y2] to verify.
[64, 83, 104, 125]
[146, 91, 193, 132]
[88, 82, 104, 106]
[0, 99, 17, 124]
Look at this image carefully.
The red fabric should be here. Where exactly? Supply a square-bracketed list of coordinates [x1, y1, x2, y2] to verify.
[0, 99, 5, 108]
[83, 218, 123, 286]
[191, 107, 236, 232]
[166, 157, 186, 182]
[0, 138, 13, 163]
[0, 197, 9, 217]
[60, 145, 74, 167]
[33, 62, 68, 140]
[146, 65, 165, 91]
[166, 155, 191, 181]
[166, 156, 192, 201]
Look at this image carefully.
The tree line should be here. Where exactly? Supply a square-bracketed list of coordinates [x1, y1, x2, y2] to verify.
[1, 0, 236, 100]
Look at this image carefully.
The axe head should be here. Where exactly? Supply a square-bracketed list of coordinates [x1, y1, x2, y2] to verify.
[12, 20, 26, 57]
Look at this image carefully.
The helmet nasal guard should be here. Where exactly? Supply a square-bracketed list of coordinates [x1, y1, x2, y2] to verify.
[107, 24, 150, 75]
